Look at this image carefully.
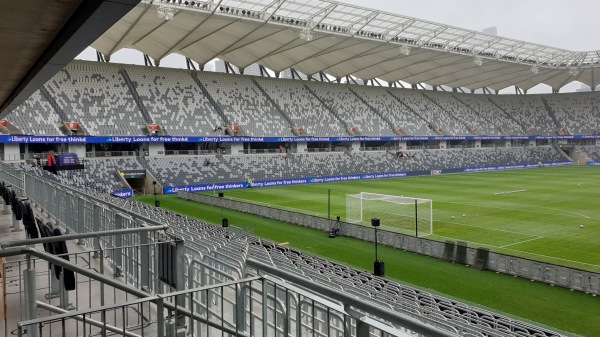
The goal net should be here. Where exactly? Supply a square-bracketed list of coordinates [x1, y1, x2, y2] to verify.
[346, 192, 432, 236]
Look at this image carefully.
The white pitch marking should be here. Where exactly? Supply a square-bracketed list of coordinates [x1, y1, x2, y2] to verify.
[499, 236, 544, 248]
[444, 200, 592, 219]
[222, 195, 600, 270]
[499, 247, 600, 269]
[436, 219, 540, 237]
[430, 233, 600, 269]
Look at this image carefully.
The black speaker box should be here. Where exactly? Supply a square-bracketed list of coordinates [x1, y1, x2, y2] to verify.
[374, 260, 385, 276]
[472, 248, 489, 271]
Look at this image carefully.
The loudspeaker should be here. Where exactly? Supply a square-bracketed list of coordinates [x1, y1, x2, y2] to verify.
[442, 241, 455, 262]
[155, 200, 160, 208]
[472, 248, 489, 271]
[371, 218, 380, 227]
[455, 241, 468, 265]
[374, 260, 385, 276]
[222, 218, 229, 227]
[218, 192, 224, 198]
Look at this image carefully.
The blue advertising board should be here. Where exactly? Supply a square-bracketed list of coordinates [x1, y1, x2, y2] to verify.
[111, 190, 134, 198]
[1, 134, 599, 144]
[158, 161, 573, 195]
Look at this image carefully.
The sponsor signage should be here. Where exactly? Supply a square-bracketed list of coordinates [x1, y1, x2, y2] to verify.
[120, 170, 146, 179]
[1, 134, 600, 144]
[161, 162, 572, 195]
[111, 190, 134, 198]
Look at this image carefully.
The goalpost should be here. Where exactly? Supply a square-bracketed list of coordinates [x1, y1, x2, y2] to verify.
[346, 192, 433, 236]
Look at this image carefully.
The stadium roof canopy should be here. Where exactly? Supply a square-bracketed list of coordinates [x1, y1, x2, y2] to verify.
[93, 0, 600, 92]
[0, 0, 140, 118]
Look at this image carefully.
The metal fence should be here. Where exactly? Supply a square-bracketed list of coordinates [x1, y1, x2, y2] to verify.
[2, 243, 171, 337]
[0, 164, 439, 337]
[0, 162, 171, 294]
[0, 161, 25, 195]
[0, 163, 573, 336]
[16, 274, 425, 337]
[180, 191, 600, 296]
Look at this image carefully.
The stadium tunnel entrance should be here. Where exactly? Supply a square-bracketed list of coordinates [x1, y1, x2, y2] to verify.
[117, 169, 162, 196]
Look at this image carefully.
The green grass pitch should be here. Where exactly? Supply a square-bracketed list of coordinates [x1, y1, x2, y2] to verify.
[134, 166, 600, 336]
[216, 166, 600, 273]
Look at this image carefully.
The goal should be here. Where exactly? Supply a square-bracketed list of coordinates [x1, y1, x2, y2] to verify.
[346, 192, 433, 236]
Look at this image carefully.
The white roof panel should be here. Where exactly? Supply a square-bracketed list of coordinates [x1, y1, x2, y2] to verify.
[91, 0, 600, 90]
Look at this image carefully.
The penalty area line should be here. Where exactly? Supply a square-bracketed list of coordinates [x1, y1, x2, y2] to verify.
[498, 236, 544, 248]
[437, 219, 539, 238]
[499, 247, 600, 269]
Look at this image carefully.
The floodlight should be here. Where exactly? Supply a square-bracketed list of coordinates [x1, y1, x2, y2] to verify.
[569, 68, 579, 76]
[399, 44, 411, 56]
[157, 5, 174, 20]
[473, 55, 483, 66]
[530, 65, 539, 74]
[299, 29, 313, 42]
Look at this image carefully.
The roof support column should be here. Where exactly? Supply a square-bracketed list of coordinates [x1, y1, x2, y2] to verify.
[224, 61, 236, 74]
[96, 51, 107, 62]
[259, 65, 271, 77]
[143, 54, 155, 67]
[290, 68, 303, 80]
[185, 58, 196, 70]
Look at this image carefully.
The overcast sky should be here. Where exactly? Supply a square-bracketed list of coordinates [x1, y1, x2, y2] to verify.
[339, 0, 599, 51]
[78, 0, 600, 92]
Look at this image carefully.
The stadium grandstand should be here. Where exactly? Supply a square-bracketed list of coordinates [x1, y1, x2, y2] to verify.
[1, 1, 600, 337]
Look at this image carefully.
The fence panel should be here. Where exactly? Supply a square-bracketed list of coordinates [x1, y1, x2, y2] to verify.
[179, 191, 600, 296]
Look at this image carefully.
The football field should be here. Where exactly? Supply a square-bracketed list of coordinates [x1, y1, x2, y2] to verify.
[215, 166, 600, 272]
[135, 165, 600, 335]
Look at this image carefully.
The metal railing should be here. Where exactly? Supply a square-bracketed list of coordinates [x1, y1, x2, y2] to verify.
[0, 163, 569, 337]
[0, 161, 25, 194]
[0, 164, 170, 294]
[180, 191, 600, 296]
[88, 151, 138, 158]
[16, 274, 429, 337]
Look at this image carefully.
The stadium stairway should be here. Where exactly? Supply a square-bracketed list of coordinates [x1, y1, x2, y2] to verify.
[452, 95, 489, 135]
[251, 78, 296, 132]
[541, 97, 563, 134]
[421, 92, 471, 135]
[385, 89, 434, 135]
[39, 86, 69, 126]
[191, 71, 231, 126]
[485, 97, 526, 134]
[303, 84, 350, 134]
[568, 146, 592, 165]
[347, 87, 397, 134]
[119, 69, 154, 127]
[552, 143, 573, 162]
